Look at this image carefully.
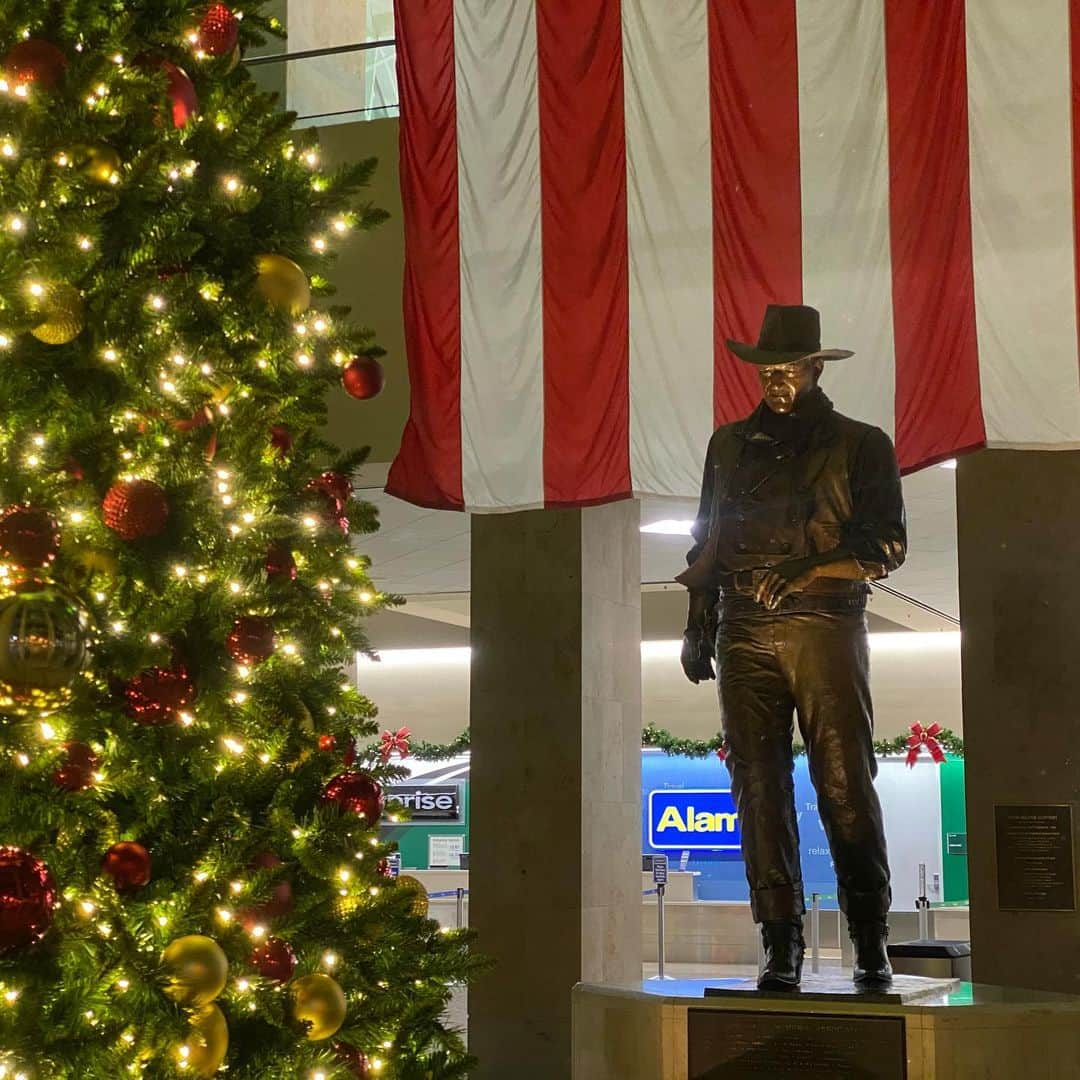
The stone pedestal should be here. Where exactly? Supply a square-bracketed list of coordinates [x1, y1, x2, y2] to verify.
[957, 450, 1080, 993]
[468, 502, 642, 1077]
[573, 978, 1080, 1079]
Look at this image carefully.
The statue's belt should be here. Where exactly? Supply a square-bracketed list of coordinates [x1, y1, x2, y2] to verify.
[715, 570, 867, 598]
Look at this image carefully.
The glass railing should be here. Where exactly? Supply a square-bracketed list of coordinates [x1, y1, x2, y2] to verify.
[245, 39, 399, 126]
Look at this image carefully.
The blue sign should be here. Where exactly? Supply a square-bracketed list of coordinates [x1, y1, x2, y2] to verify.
[642, 750, 838, 905]
[648, 788, 741, 851]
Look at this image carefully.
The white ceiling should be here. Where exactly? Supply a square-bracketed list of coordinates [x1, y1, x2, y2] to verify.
[356, 460, 959, 624]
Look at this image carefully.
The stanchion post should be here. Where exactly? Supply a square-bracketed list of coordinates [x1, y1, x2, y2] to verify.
[455, 887, 465, 930]
[810, 892, 821, 975]
[917, 862, 930, 940]
[656, 883, 667, 980]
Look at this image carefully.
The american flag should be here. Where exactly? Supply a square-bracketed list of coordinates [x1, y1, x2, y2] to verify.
[387, 0, 1080, 512]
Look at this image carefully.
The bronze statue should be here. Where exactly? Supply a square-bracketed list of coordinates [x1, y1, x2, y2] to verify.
[677, 304, 906, 990]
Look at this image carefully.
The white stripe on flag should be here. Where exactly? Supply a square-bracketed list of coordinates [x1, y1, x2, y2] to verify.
[623, 0, 714, 497]
[797, 0, 896, 438]
[966, 0, 1080, 446]
[455, 0, 545, 509]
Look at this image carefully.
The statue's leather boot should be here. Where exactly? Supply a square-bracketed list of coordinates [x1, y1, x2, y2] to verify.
[851, 920, 893, 986]
[757, 920, 805, 991]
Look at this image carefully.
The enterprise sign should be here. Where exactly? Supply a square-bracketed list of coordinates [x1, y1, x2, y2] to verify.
[386, 784, 462, 823]
[648, 788, 741, 851]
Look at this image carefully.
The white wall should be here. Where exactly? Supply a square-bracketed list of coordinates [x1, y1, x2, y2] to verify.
[356, 633, 962, 745]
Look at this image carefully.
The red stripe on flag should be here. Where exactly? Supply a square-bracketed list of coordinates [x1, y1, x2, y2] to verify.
[386, 0, 463, 510]
[885, 0, 984, 472]
[709, 0, 803, 428]
[537, 0, 631, 505]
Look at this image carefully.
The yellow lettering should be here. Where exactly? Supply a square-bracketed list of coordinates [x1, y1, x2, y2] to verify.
[656, 806, 687, 832]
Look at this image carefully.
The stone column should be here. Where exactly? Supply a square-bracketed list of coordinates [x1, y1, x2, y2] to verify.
[468, 501, 643, 1077]
[957, 449, 1080, 993]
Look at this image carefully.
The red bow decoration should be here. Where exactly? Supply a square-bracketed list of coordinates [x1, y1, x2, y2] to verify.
[716, 746, 728, 763]
[171, 405, 218, 461]
[379, 726, 412, 762]
[906, 722, 946, 768]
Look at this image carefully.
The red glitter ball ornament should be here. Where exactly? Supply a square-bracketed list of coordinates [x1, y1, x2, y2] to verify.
[320, 772, 384, 825]
[124, 666, 196, 725]
[240, 852, 294, 925]
[52, 740, 98, 792]
[249, 936, 297, 983]
[226, 616, 276, 665]
[102, 479, 169, 541]
[269, 425, 293, 457]
[4, 38, 67, 88]
[102, 841, 152, 891]
[198, 3, 240, 56]
[333, 1044, 371, 1078]
[318, 734, 336, 753]
[341, 356, 384, 400]
[160, 60, 197, 128]
[308, 471, 353, 505]
[264, 541, 297, 582]
[0, 506, 61, 570]
[0, 846, 57, 952]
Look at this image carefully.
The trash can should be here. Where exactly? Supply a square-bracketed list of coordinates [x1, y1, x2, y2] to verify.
[887, 939, 972, 980]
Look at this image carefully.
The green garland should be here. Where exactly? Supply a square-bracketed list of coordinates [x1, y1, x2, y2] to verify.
[373, 723, 964, 762]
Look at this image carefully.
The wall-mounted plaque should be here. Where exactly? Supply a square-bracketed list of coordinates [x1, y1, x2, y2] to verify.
[995, 804, 1076, 912]
[688, 1010, 905, 1079]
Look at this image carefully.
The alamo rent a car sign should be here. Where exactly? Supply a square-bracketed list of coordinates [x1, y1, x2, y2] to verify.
[648, 788, 741, 851]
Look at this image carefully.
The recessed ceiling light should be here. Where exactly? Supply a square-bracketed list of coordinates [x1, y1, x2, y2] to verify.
[640, 519, 694, 535]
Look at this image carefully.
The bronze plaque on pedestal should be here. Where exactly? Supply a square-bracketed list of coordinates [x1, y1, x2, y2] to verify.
[995, 804, 1076, 912]
[688, 1010, 905, 1079]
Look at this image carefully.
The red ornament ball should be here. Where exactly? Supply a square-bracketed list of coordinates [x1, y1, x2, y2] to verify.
[160, 60, 198, 128]
[199, 3, 240, 56]
[264, 541, 297, 582]
[124, 666, 196, 726]
[102, 841, 152, 891]
[341, 356, 384, 400]
[0, 846, 57, 952]
[4, 38, 67, 88]
[269, 424, 294, 457]
[318, 734, 336, 753]
[52, 741, 98, 792]
[375, 858, 394, 880]
[320, 772, 384, 825]
[102, 479, 169, 541]
[242, 852, 294, 924]
[0, 506, 61, 570]
[308, 471, 353, 505]
[226, 616, 276, 666]
[249, 936, 297, 983]
[333, 1044, 371, 1078]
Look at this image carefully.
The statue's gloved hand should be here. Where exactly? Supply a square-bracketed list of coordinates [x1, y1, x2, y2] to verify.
[680, 627, 715, 684]
[755, 557, 818, 611]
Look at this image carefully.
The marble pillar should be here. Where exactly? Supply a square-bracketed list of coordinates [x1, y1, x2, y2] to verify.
[957, 449, 1080, 994]
[468, 501, 643, 1078]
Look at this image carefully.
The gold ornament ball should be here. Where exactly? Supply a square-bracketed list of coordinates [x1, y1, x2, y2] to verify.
[162, 935, 229, 1006]
[291, 973, 347, 1041]
[179, 1004, 229, 1077]
[0, 583, 92, 716]
[74, 143, 121, 185]
[396, 875, 430, 919]
[29, 282, 84, 345]
[254, 254, 310, 316]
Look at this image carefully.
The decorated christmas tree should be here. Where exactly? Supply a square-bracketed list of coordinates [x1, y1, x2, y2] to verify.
[0, 3, 476, 1076]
